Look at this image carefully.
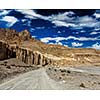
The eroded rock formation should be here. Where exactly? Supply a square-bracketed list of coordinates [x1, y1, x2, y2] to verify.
[0, 41, 51, 66]
[0, 41, 8, 60]
[0, 41, 16, 60]
[0, 28, 100, 67]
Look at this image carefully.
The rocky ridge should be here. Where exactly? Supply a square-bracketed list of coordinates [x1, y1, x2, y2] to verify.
[0, 28, 100, 67]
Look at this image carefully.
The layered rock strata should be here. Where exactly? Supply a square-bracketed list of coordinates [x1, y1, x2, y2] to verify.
[0, 41, 51, 66]
[16, 47, 51, 66]
[0, 28, 100, 67]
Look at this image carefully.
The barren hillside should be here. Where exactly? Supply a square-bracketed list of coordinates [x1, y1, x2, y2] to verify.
[0, 28, 100, 67]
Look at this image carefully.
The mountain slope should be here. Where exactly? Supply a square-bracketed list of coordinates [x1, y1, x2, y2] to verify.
[0, 28, 100, 67]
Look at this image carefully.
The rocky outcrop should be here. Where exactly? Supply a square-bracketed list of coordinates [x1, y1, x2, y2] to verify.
[0, 41, 8, 60]
[0, 40, 51, 66]
[0, 28, 100, 67]
[16, 47, 51, 66]
[18, 30, 31, 41]
[0, 41, 16, 60]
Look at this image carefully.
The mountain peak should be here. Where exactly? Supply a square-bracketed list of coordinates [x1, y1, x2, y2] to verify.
[18, 30, 31, 41]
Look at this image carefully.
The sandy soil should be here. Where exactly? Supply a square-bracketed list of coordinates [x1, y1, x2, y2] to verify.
[46, 66, 100, 89]
[0, 65, 100, 90]
[0, 68, 67, 90]
[0, 58, 40, 84]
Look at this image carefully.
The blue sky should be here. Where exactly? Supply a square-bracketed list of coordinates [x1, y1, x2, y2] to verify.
[0, 9, 100, 49]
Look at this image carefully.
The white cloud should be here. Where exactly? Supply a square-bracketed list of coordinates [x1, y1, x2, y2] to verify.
[79, 21, 100, 28]
[80, 30, 85, 33]
[57, 31, 61, 33]
[16, 9, 49, 20]
[21, 19, 27, 22]
[77, 16, 99, 28]
[56, 42, 63, 45]
[48, 11, 74, 21]
[0, 16, 18, 27]
[41, 37, 64, 46]
[40, 37, 66, 43]
[64, 44, 69, 47]
[25, 15, 37, 19]
[92, 42, 100, 50]
[90, 31, 99, 35]
[41, 38, 49, 43]
[0, 10, 11, 16]
[27, 21, 31, 26]
[16, 10, 37, 17]
[94, 28, 100, 31]
[16, 10, 80, 28]
[32, 36, 37, 38]
[51, 15, 99, 29]
[78, 16, 95, 23]
[35, 27, 45, 30]
[49, 41, 63, 46]
[40, 36, 100, 45]
[52, 20, 77, 27]
[49, 42, 54, 44]
[30, 28, 35, 32]
[16, 9, 75, 22]
[16, 10, 100, 29]
[66, 36, 99, 41]
[72, 42, 83, 47]
[94, 13, 100, 18]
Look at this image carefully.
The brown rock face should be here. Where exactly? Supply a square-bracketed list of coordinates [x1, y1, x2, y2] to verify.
[0, 28, 100, 67]
[18, 30, 31, 41]
[0, 41, 16, 60]
[16, 47, 51, 66]
[0, 41, 8, 60]
[0, 40, 51, 66]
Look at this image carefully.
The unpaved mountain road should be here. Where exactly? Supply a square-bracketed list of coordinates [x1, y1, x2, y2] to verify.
[0, 68, 67, 90]
[0, 66, 100, 90]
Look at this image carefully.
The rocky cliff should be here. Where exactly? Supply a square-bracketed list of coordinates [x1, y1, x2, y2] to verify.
[0, 28, 100, 67]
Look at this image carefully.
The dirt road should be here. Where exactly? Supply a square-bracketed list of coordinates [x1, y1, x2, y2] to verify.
[0, 68, 66, 90]
[0, 66, 100, 90]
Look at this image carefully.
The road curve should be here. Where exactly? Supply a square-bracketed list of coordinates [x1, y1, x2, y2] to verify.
[0, 68, 66, 90]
